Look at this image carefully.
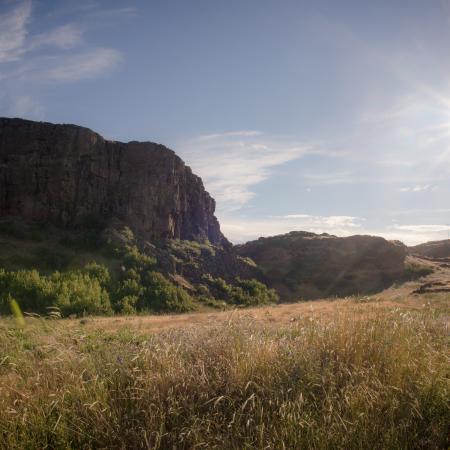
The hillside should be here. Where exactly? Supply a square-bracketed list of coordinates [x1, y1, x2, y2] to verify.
[0, 118, 417, 315]
[237, 231, 407, 300]
[0, 118, 274, 315]
[409, 239, 450, 259]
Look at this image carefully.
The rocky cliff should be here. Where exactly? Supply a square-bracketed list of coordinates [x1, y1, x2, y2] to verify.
[0, 118, 225, 245]
[237, 231, 407, 300]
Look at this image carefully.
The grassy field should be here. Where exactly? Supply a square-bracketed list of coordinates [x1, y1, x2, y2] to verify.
[0, 292, 448, 449]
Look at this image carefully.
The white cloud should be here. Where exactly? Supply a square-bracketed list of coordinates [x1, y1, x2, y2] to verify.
[390, 224, 448, 233]
[195, 131, 263, 142]
[220, 214, 365, 243]
[0, 1, 123, 89]
[178, 132, 342, 212]
[280, 214, 364, 228]
[30, 24, 83, 50]
[391, 207, 450, 216]
[399, 184, 437, 193]
[220, 216, 449, 246]
[0, 0, 32, 62]
[376, 224, 450, 245]
[301, 170, 356, 185]
[37, 48, 122, 82]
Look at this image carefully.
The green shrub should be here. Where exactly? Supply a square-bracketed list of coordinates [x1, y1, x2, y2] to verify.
[169, 239, 216, 258]
[122, 245, 156, 269]
[237, 255, 257, 267]
[82, 262, 111, 287]
[0, 269, 53, 314]
[49, 271, 111, 316]
[204, 275, 278, 306]
[233, 277, 279, 306]
[117, 295, 138, 314]
[114, 275, 144, 306]
[0, 264, 112, 317]
[139, 271, 196, 313]
[404, 260, 434, 279]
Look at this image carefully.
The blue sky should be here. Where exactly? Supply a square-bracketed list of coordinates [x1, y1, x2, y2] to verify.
[1, 0, 450, 244]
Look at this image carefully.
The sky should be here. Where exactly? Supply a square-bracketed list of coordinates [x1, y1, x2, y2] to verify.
[1, 0, 450, 245]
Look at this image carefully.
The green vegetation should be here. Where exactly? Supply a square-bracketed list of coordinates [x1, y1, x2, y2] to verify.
[0, 258, 195, 317]
[204, 275, 279, 306]
[404, 259, 434, 279]
[169, 239, 216, 258]
[0, 219, 274, 316]
[0, 265, 112, 317]
[0, 304, 447, 449]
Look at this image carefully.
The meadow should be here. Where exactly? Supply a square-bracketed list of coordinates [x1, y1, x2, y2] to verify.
[0, 294, 448, 449]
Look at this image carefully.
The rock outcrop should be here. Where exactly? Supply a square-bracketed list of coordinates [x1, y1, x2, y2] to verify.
[408, 240, 450, 259]
[237, 231, 407, 300]
[0, 118, 225, 245]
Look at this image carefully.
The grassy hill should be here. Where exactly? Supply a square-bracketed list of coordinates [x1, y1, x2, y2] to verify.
[0, 218, 277, 317]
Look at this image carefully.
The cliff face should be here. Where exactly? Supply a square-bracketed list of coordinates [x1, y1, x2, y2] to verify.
[237, 231, 407, 300]
[0, 118, 225, 245]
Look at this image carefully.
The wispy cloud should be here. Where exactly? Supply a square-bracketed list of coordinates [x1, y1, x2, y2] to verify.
[279, 214, 364, 228]
[195, 131, 263, 142]
[0, 0, 32, 62]
[35, 48, 122, 82]
[0, 1, 123, 88]
[178, 132, 343, 212]
[390, 224, 448, 233]
[30, 24, 83, 50]
[380, 224, 450, 245]
[221, 214, 365, 243]
[399, 184, 437, 193]
[221, 216, 449, 246]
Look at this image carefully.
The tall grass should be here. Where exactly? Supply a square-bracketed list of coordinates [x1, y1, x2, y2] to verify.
[0, 305, 448, 449]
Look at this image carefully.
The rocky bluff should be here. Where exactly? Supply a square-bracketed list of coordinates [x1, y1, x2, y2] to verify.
[0, 118, 407, 301]
[238, 231, 407, 300]
[0, 118, 225, 245]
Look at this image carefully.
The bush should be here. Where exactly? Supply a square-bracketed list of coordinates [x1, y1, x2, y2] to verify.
[138, 271, 196, 313]
[118, 295, 138, 315]
[169, 239, 216, 259]
[404, 260, 434, 279]
[0, 264, 112, 317]
[0, 269, 54, 314]
[233, 277, 279, 306]
[204, 275, 279, 306]
[122, 245, 156, 270]
[82, 262, 111, 287]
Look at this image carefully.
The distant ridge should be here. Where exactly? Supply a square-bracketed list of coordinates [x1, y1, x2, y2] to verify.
[409, 239, 450, 259]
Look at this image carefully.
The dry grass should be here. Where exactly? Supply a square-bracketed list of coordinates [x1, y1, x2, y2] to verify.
[62, 287, 448, 335]
[0, 295, 448, 449]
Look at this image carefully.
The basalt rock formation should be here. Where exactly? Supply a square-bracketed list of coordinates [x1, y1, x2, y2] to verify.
[0, 118, 225, 245]
[237, 231, 407, 300]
